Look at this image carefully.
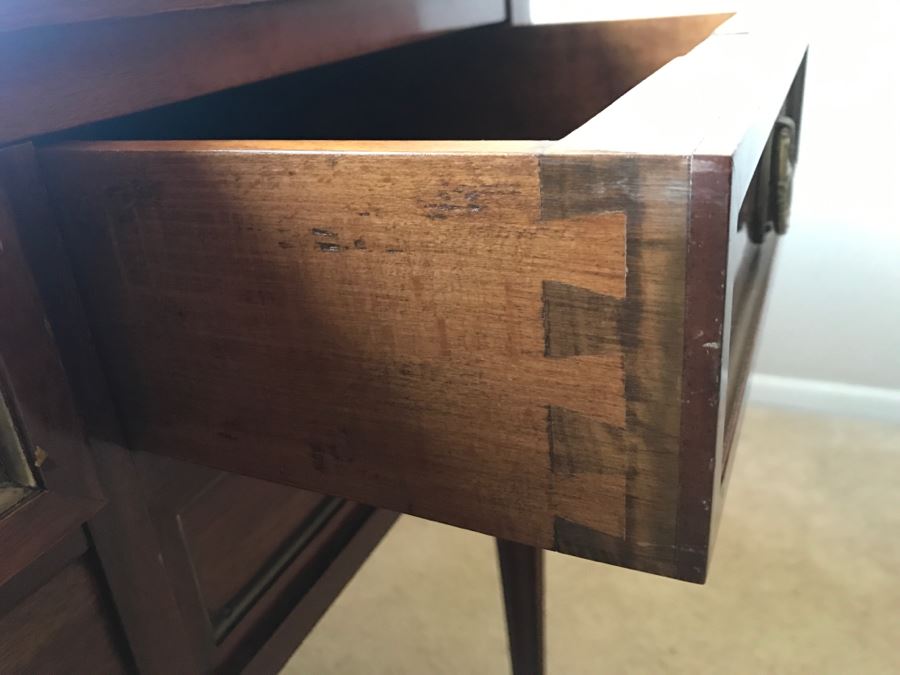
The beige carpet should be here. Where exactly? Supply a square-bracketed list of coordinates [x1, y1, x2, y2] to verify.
[282, 406, 900, 674]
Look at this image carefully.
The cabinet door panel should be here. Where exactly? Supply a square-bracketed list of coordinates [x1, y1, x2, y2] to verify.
[137, 452, 395, 672]
[0, 145, 103, 587]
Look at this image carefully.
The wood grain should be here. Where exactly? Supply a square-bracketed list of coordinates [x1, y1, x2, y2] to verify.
[0, 0, 276, 32]
[133, 451, 346, 670]
[37, 19, 808, 582]
[39, 142, 688, 576]
[177, 474, 327, 624]
[0, 528, 87, 617]
[0, 146, 104, 588]
[0, 0, 505, 144]
[0, 554, 133, 674]
[242, 508, 398, 675]
[45, 15, 729, 144]
[7, 141, 398, 673]
[41, 144, 629, 547]
[682, 37, 808, 578]
[1, 143, 202, 674]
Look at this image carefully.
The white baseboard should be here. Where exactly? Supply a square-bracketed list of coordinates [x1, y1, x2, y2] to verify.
[748, 374, 900, 425]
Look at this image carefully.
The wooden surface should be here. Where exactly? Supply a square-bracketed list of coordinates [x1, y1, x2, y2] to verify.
[242, 508, 399, 675]
[0, 145, 104, 587]
[212, 500, 391, 672]
[133, 451, 353, 671]
[0, 528, 87, 617]
[0, 553, 133, 674]
[497, 540, 544, 675]
[7, 141, 399, 674]
[0, 0, 276, 32]
[1, 142, 202, 673]
[49, 15, 729, 144]
[698, 25, 809, 557]
[0, 0, 505, 144]
[177, 473, 327, 622]
[38, 19, 807, 582]
[40, 143, 684, 577]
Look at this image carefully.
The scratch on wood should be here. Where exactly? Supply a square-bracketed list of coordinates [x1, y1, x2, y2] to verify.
[316, 242, 343, 253]
[312, 228, 337, 238]
[554, 517, 628, 565]
[309, 433, 355, 472]
[421, 186, 490, 220]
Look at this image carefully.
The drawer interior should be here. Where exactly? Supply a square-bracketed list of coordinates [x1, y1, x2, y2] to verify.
[43, 14, 730, 144]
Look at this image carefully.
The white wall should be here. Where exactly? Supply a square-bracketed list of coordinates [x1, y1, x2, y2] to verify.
[523, 0, 900, 422]
[749, 0, 900, 422]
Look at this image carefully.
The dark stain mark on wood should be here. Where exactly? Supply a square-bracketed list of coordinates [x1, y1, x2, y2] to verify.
[103, 179, 162, 225]
[309, 433, 355, 473]
[421, 186, 489, 220]
[539, 155, 638, 221]
[553, 517, 627, 565]
[542, 281, 623, 358]
[317, 242, 343, 253]
[547, 406, 625, 476]
[277, 241, 295, 249]
[385, 247, 404, 254]
[311, 228, 337, 238]
[353, 239, 367, 250]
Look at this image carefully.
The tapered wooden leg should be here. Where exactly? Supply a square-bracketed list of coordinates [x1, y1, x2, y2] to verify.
[496, 539, 545, 675]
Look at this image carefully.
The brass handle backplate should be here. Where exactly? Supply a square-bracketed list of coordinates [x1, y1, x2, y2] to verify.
[772, 115, 796, 235]
[742, 113, 797, 244]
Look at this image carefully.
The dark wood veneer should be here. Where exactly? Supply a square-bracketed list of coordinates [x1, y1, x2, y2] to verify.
[0, 0, 506, 144]
[0, 552, 134, 674]
[0, 145, 104, 587]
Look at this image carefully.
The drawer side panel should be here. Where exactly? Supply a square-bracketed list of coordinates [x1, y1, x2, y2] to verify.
[40, 144, 690, 578]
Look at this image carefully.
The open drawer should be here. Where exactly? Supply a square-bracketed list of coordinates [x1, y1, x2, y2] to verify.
[35, 14, 806, 582]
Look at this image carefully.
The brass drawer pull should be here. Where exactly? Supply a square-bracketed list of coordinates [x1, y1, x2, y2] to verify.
[744, 114, 798, 244]
[773, 115, 797, 235]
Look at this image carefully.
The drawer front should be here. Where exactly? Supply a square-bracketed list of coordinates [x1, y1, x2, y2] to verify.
[135, 452, 389, 672]
[178, 474, 330, 630]
[38, 15, 806, 582]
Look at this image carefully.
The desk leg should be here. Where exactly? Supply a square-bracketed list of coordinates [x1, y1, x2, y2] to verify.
[496, 539, 545, 675]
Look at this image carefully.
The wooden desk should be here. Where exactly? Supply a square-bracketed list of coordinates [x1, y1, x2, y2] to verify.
[0, 3, 805, 673]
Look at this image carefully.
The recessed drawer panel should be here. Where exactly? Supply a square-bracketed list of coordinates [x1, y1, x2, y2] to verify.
[134, 452, 378, 671]
[0, 554, 132, 674]
[37, 14, 807, 582]
[177, 473, 330, 632]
